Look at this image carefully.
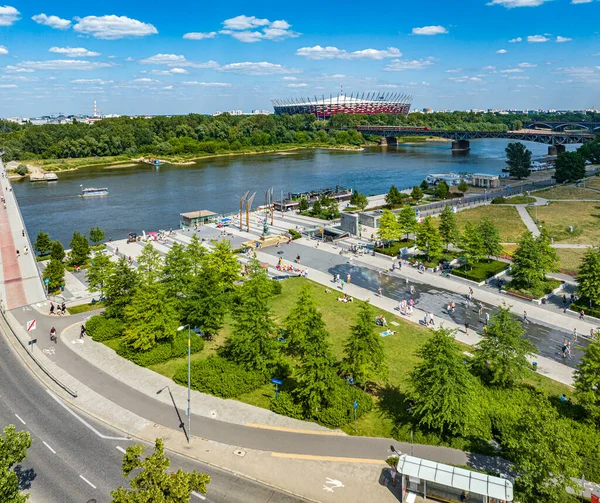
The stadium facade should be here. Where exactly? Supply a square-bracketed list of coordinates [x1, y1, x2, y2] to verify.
[272, 92, 412, 119]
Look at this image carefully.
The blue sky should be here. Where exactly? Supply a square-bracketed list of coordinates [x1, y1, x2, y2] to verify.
[0, 0, 598, 116]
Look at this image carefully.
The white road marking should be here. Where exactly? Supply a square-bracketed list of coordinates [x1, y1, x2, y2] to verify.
[116, 446, 127, 454]
[192, 491, 207, 500]
[15, 414, 26, 425]
[46, 390, 130, 440]
[42, 441, 56, 454]
[79, 475, 97, 489]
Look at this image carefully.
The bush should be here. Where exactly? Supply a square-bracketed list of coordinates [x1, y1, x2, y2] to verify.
[85, 315, 124, 342]
[504, 278, 561, 300]
[174, 356, 265, 398]
[270, 391, 305, 420]
[15, 164, 28, 176]
[288, 229, 301, 240]
[491, 196, 507, 204]
[570, 297, 600, 319]
[117, 332, 204, 367]
[451, 260, 508, 283]
[271, 279, 283, 295]
[374, 240, 415, 257]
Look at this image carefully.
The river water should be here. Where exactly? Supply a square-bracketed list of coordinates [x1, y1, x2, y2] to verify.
[12, 140, 570, 245]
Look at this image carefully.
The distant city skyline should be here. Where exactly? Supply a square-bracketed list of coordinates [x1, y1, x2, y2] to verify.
[0, 0, 599, 116]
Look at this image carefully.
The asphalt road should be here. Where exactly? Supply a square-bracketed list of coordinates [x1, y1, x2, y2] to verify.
[0, 325, 304, 503]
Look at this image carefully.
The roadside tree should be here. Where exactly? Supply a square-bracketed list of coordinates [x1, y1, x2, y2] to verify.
[284, 285, 328, 359]
[505, 142, 532, 179]
[185, 234, 207, 277]
[554, 151, 586, 183]
[34, 230, 51, 255]
[474, 305, 536, 387]
[350, 191, 368, 210]
[420, 180, 429, 191]
[410, 185, 424, 202]
[397, 205, 418, 240]
[110, 438, 210, 503]
[460, 221, 485, 268]
[415, 216, 443, 262]
[579, 140, 600, 164]
[0, 425, 32, 503]
[438, 205, 459, 251]
[509, 231, 558, 292]
[162, 242, 193, 299]
[576, 246, 600, 307]
[183, 267, 228, 339]
[409, 326, 481, 436]
[203, 240, 240, 290]
[43, 258, 64, 291]
[298, 198, 309, 211]
[50, 240, 65, 262]
[104, 257, 140, 319]
[385, 184, 403, 206]
[434, 180, 449, 200]
[377, 209, 400, 245]
[69, 231, 90, 267]
[478, 217, 503, 258]
[86, 254, 116, 297]
[136, 243, 163, 284]
[344, 301, 387, 388]
[574, 337, 600, 427]
[457, 179, 469, 194]
[89, 226, 105, 245]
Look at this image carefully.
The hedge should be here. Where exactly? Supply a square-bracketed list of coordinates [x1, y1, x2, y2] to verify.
[288, 229, 302, 240]
[117, 332, 204, 367]
[85, 315, 124, 342]
[570, 297, 600, 319]
[451, 260, 508, 283]
[174, 356, 265, 398]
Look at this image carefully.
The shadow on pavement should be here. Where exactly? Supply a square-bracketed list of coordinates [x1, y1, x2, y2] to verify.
[14, 464, 36, 490]
[378, 467, 403, 501]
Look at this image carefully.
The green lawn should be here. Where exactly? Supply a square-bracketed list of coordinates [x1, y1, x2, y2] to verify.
[534, 186, 600, 201]
[556, 248, 587, 275]
[506, 195, 536, 204]
[374, 239, 415, 257]
[450, 206, 528, 243]
[67, 301, 104, 315]
[527, 202, 600, 244]
[451, 260, 509, 283]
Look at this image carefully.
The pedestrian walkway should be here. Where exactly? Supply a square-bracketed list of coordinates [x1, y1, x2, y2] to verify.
[515, 204, 540, 236]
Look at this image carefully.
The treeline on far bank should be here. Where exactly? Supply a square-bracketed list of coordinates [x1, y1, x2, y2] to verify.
[2, 110, 598, 163]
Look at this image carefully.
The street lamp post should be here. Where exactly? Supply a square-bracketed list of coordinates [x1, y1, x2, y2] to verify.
[178, 324, 191, 444]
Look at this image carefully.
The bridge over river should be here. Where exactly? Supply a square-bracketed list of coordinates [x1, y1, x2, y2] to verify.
[347, 125, 595, 155]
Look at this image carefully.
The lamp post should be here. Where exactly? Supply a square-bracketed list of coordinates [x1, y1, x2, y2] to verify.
[177, 324, 191, 444]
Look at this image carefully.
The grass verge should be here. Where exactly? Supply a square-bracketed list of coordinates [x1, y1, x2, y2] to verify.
[67, 301, 104, 315]
[527, 202, 600, 244]
[534, 185, 600, 201]
[450, 205, 528, 243]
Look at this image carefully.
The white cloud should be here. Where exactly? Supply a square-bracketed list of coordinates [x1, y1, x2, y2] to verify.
[296, 45, 401, 60]
[71, 78, 112, 84]
[287, 83, 307, 88]
[496, 49, 508, 54]
[376, 84, 399, 88]
[11, 60, 113, 71]
[32, 13, 71, 30]
[138, 53, 218, 68]
[0, 45, 8, 55]
[509, 37, 523, 43]
[282, 76, 297, 81]
[412, 25, 448, 36]
[133, 78, 158, 83]
[449, 76, 483, 83]
[483, 65, 497, 71]
[151, 68, 189, 75]
[487, 0, 551, 7]
[169, 67, 188, 74]
[163, 85, 173, 90]
[4, 65, 34, 73]
[445, 68, 462, 73]
[181, 81, 231, 87]
[518, 62, 537, 67]
[183, 31, 217, 40]
[508, 76, 530, 80]
[527, 35, 549, 43]
[0, 5, 19, 26]
[556, 36, 572, 43]
[220, 15, 299, 42]
[218, 61, 301, 75]
[73, 15, 158, 40]
[572, 0, 592, 3]
[500, 68, 525, 73]
[49, 47, 101, 57]
[0, 84, 17, 88]
[1, 75, 36, 81]
[384, 58, 435, 71]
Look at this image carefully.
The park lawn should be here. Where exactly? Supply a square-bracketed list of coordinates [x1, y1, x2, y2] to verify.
[374, 239, 416, 257]
[527, 202, 600, 244]
[450, 205, 528, 243]
[534, 186, 600, 201]
[67, 301, 104, 315]
[451, 260, 509, 283]
[556, 248, 587, 275]
[584, 176, 600, 191]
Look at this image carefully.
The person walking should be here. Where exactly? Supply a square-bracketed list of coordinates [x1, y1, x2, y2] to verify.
[21, 229, 24, 237]
[80, 325, 86, 339]
[50, 327, 57, 343]
[49, 301, 54, 315]
[424, 312, 430, 326]
[573, 327, 578, 342]
[61, 302, 66, 315]
[347, 273, 351, 284]
[429, 313, 435, 326]
[562, 294, 567, 312]
[464, 320, 469, 335]
[523, 311, 529, 324]
[579, 309, 585, 321]
[378, 286, 383, 297]
[485, 311, 490, 326]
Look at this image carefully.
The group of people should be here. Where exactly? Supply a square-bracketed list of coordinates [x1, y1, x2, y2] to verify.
[337, 294, 353, 303]
[375, 315, 388, 326]
[423, 312, 435, 327]
[49, 301, 66, 316]
[397, 298, 415, 317]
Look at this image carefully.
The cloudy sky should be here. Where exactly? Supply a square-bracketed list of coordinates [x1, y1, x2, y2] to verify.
[0, 0, 598, 116]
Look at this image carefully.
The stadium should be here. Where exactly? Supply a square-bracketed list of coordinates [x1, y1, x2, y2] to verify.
[271, 92, 413, 119]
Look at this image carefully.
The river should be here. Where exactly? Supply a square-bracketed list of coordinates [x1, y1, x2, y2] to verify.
[12, 140, 572, 246]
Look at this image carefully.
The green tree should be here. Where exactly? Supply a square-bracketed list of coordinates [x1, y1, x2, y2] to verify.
[185, 234, 207, 277]
[434, 180, 449, 199]
[344, 302, 386, 388]
[505, 142, 532, 179]
[183, 267, 228, 339]
[554, 151, 586, 183]
[504, 396, 581, 503]
[415, 216, 443, 262]
[86, 254, 116, 297]
[478, 217, 503, 258]
[204, 240, 240, 290]
[397, 205, 418, 240]
[50, 240, 65, 262]
[122, 282, 179, 351]
[409, 326, 481, 436]
[510, 231, 558, 291]
[420, 179, 429, 191]
[350, 191, 368, 210]
[298, 198, 309, 211]
[457, 179, 469, 194]
[474, 305, 536, 387]
[284, 285, 328, 359]
[461, 221, 485, 269]
[579, 140, 600, 164]
[221, 263, 277, 375]
[43, 258, 64, 291]
[438, 205, 459, 251]
[574, 338, 600, 427]
[377, 209, 400, 245]
[577, 246, 600, 307]
[104, 257, 140, 319]
[69, 231, 90, 267]
[162, 242, 193, 299]
[385, 184, 403, 206]
[0, 425, 32, 503]
[34, 230, 51, 255]
[137, 243, 163, 284]
[110, 438, 210, 503]
[89, 226, 105, 245]
[410, 185, 424, 202]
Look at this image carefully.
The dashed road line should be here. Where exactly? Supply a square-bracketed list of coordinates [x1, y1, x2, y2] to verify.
[15, 414, 26, 425]
[192, 491, 207, 500]
[42, 441, 56, 454]
[116, 446, 127, 454]
[79, 475, 97, 489]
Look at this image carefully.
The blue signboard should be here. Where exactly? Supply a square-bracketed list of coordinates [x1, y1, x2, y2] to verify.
[271, 378, 283, 385]
[353, 400, 358, 410]
[44, 278, 50, 284]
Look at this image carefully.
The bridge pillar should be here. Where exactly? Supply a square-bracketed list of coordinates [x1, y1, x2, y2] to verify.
[548, 145, 557, 156]
[379, 137, 387, 146]
[386, 137, 398, 146]
[451, 140, 470, 152]
[555, 144, 566, 154]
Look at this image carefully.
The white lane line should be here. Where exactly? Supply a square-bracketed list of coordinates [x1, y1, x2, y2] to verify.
[192, 491, 207, 500]
[116, 446, 127, 454]
[79, 475, 97, 489]
[15, 414, 26, 425]
[42, 441, 56, 454]
[46, 390, 129, 441]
